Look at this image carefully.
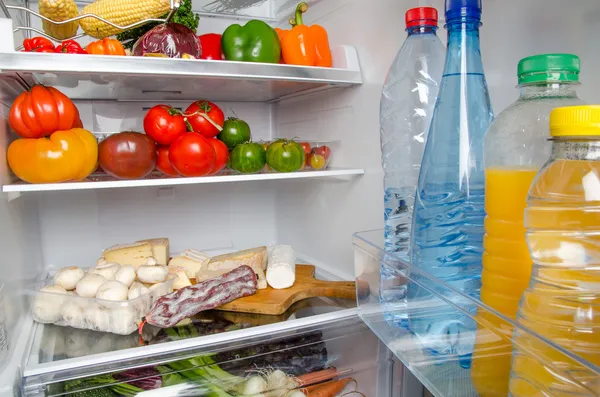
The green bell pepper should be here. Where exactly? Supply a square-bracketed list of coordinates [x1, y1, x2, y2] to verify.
[222, 20, 281, 63]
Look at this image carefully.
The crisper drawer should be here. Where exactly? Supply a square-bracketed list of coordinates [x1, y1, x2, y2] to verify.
[22, 312, 386, 397]
[353, 230, 600, 397]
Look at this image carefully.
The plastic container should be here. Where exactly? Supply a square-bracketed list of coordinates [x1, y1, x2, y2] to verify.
[509, 105, 600, 396]
[409, 0, 494, 368]
[30, 267, 174, 335]
[471, 54, 584, 396]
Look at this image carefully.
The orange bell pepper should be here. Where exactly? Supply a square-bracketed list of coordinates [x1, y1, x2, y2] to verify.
[276, 2, 332, 67]
[8, 128, 98, 184]
[86, 38, 126, 56]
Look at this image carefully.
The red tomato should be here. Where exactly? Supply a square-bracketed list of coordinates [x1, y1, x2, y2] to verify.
[143, 105, 188, 145]
[313, 145, 332, 160]
[169, 133, 216, 177]
[208, 138, 229, 175]
[156, 146, 179, 176]
[299, 142, 311, 155]
[98, 131, 156, 179]
[185, 101, 225, 138]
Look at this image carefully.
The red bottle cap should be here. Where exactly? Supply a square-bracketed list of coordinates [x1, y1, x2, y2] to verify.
[405, 7, 438, 28]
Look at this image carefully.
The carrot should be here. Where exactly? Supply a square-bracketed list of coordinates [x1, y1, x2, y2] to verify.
[307, 377, 353, 397]
[296, 368, 339, 386]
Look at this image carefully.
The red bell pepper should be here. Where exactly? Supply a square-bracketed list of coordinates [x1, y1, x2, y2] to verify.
[22, 37, 55, 53]
[198, 34, 224, 60]
[55, 40, 87, 54]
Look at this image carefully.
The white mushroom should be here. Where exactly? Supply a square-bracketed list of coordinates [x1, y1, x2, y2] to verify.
[110, 306, 138, 335]
[60, 299, 86, 329]
[128, 282, 150, 300]
[137, 265, 168, 284]
[145, 257, 158, 266]
[54, 266, 85, 290]
[75, 274, 107, 298]
[88, 260, 120, 280]
[33, 285, 69, 323]
[114, 265, 136, 287]
[167, 266, 192, 290]
[96, 280, 128, 301]
[84, 302, 111, 332]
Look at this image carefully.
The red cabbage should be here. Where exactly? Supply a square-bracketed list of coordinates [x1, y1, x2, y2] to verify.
[132, 23, 202, 59]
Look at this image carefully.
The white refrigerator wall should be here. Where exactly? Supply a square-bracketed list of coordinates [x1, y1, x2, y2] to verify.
[274, 0, 600, 278]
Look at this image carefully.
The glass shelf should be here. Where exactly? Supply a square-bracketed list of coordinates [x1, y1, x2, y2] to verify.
[352, 229, 600, 397]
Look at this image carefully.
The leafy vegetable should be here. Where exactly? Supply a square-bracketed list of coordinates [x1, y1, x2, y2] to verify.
[116, 0, 199, 50]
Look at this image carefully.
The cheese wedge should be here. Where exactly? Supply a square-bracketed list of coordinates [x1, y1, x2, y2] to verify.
[137, 238, 170, 265]
[102, 242, 154, 268]
[195, 267, 267, 289]
[207, 247, 267, 273]
[168, 249, 210, 278]
[167, 266, 192, 290]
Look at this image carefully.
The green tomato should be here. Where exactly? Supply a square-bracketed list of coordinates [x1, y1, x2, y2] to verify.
[217, 118, 251, 150]
[266, 140, 304, 172]
[230, 142, 266, 173]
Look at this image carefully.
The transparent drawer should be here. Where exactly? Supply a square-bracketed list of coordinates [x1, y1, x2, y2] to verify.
[353, 229, 600, 397]
[26, 316, 379, 397]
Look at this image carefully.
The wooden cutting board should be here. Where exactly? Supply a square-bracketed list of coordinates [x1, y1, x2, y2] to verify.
[214, 264, 356, 315]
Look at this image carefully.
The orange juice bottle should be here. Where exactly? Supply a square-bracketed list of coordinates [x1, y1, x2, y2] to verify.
[471, 54, 583, 396]
[509, 105, 600, 396]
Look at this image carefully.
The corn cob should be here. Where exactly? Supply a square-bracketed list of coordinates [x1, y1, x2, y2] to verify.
[80, 0, 172, 39]
[39, 0, 80, 40]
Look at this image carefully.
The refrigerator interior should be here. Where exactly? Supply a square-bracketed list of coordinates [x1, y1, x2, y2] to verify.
[0, 0, 600, 395]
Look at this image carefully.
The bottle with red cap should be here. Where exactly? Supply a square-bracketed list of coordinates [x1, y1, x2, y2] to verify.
[379, 7, 444, 326]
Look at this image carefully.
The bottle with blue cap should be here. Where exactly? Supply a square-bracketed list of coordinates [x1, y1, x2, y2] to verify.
[409, 0, 494, 368]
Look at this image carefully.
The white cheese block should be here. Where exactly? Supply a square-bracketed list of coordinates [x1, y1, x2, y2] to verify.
[167, 266, 192, 290]
[266, 245, 296, 289]
[136, 238, 170, 266]
[168, 250, 210, 278]
[102, 242, 154, 268]
[207, 247, 267, 273]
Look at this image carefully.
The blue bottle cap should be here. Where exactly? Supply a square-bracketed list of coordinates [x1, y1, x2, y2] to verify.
[445, 0, 482, 21]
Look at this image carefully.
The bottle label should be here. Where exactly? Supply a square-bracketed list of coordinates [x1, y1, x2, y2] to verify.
[555, 141, 600, 161]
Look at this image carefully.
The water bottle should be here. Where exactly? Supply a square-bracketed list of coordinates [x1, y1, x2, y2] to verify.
[409, 0, 494, 368]
[379, 7, 444, 326]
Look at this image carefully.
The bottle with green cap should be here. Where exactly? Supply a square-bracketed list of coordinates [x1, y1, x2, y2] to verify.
[470, 53, 585, 397]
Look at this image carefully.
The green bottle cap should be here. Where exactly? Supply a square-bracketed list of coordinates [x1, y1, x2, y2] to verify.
[518, 54, 580, 85]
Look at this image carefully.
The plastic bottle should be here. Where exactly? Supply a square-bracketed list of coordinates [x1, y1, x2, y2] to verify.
[409, 0, 493, 368]
[509, 105, 600, 396]
[471, 54, 583, 397]
[379, 7, 444, 326]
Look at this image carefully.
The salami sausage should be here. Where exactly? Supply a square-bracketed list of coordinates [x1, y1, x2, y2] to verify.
[146, 265, 257, 328]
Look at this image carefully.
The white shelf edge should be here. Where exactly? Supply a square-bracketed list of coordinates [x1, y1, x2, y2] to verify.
[2, 168, 365, 193]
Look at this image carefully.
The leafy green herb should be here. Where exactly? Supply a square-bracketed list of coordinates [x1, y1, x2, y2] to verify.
[116, 0, 200, 50]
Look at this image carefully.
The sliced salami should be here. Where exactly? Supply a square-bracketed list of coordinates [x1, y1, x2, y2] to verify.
[145, 265, 257, 328]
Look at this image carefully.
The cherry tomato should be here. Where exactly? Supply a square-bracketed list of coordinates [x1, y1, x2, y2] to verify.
[185, 101, 225, 139]
[143, 105, 188, 145]
[156, 146, 179, 176]
[313, 145, 332, 160]
[309, 153, 327, 170]
[299, 142, 311, 155]
[208, 138, 229, 175]
[169, 133, 216, 177]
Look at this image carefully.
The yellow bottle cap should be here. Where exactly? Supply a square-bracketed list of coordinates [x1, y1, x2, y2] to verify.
[550, 105, 600, 137]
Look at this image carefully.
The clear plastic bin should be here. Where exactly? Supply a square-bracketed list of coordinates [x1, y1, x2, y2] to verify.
[29, 268, 174, 335]
[353, 229, 600, 397]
